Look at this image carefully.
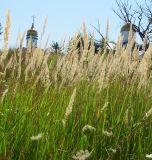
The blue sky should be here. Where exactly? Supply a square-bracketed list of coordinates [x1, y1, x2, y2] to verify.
[0, 0, 127, 48]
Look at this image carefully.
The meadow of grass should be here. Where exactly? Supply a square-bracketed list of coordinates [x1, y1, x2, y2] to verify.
[0, 13, 152, 160]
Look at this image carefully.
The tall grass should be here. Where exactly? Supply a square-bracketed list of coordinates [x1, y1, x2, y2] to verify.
[0, 13, 151, 160]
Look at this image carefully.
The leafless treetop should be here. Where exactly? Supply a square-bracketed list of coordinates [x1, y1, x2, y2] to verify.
[113, 0, 152, 42]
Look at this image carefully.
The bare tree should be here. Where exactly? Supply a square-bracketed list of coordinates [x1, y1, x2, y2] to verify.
[0, 23, 2, 40]
[90, 20, 113, 50]
[113, 0, 152, 42]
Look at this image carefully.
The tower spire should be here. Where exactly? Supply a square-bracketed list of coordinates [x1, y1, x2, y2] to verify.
[26, 16, 38, 51]
[31, 15, 36, 30]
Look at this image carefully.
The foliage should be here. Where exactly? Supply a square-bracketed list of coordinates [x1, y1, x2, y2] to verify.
[50, 41, 63, 54]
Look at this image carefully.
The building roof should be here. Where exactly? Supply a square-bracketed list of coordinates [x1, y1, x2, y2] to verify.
[27, 29, 38, 37]
[121, 23, 137, 32]
[26, 22, 38, 39]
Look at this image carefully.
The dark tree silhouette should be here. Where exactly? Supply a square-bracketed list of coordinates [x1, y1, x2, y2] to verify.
[50, 41, 62, 53]
[67, 33, 105, 54]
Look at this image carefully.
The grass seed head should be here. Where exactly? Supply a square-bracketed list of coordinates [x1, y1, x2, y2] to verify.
[146, 154, 152, 159]
[72, 150, 92, 160]
[82, 125, 96, 135]
[65, 87, 77, 118]
[1, 88, 9, 104]
[143, 108, 152, 119]
[30, 133, 43, 141]
[102, 130, 113, 137]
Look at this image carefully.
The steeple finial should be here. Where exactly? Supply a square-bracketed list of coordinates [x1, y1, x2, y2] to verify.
[31, 15, 36, 30]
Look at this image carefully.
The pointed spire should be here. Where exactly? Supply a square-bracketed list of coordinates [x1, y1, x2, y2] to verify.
[31, 15, 36, 30]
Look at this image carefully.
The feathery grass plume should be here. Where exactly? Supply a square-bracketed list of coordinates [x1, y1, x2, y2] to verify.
[44, 34, 50, 50]
[40, 16, 48, 41]
[3, 10, 11, 51]
[115, 36, 123, 56]
[0, 72, 5, 77]
[54, 22, 119, 85]
[101, 101, 109, 114]
[143, 108, 152, 119]
[24, 59, 33, 82]
[1, 88, 8, 104]
[33, 70, 42, 87]
[32, 51, 50, 87]
[98, 61, 107, 90]
[126, 24, 135, 55]
[82, 21, 88, 49]
[56, 49, 80, 86]
[30, 133, 43, 141]
[15, 30, 21, 48]
[2, 10, 11, 62]
[103, 18, 109, 54]
[33, 54, 48, 86]
[67, 30, 81, 52]
[26, 22, 151, 90]
[125, 109, 129, 125]
[3, 55, 14, 78]
[17, 50, 22, 80]
[24, 48, 44, 82]
[17, 31, 26, 80]
[65, 88, 77, 119]
[128, 24, 133, 42]
[54, 55, 66, 83]
[59, 37, 66, 53]
[102, 130, 113, 137]
[11, 51, 18, 78]
[72, 150, 92, 160]
[88, 31, 95, 56]
[39, 54, 51, 88]
[67, 52, 79, 82]
[82, 21, 89, 59]
[82, 125, 96, 135]
[133, 45, 139, 62]
[19, 31, 26, 49]
[142, 32, 148, 54]
[108, 148, 117, 153]
[137, 44, 152, 88]
[84, 33, 97, 81]
[26, 36, 32, 53]
[62, 87, 77, 127]
[87, 54, 98, 81]
[13, 83, 18, 99]
[105, 18, 109, 42]
[146, 154, 152, 159]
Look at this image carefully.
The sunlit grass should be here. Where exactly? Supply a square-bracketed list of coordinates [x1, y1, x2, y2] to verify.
[0, 77, 151, 159]
[0, 13, 151, 159]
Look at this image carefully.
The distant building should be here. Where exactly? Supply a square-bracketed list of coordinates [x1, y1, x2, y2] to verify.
[120, 23, 147, 59]
[120, 23, 136, 46]
[107, 41, 116, 50]
[26, 16, 38, 52]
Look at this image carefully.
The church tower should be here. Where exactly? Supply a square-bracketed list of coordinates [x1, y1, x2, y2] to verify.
[120, 23, 136, 46]
[26, 16, 38, 52]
